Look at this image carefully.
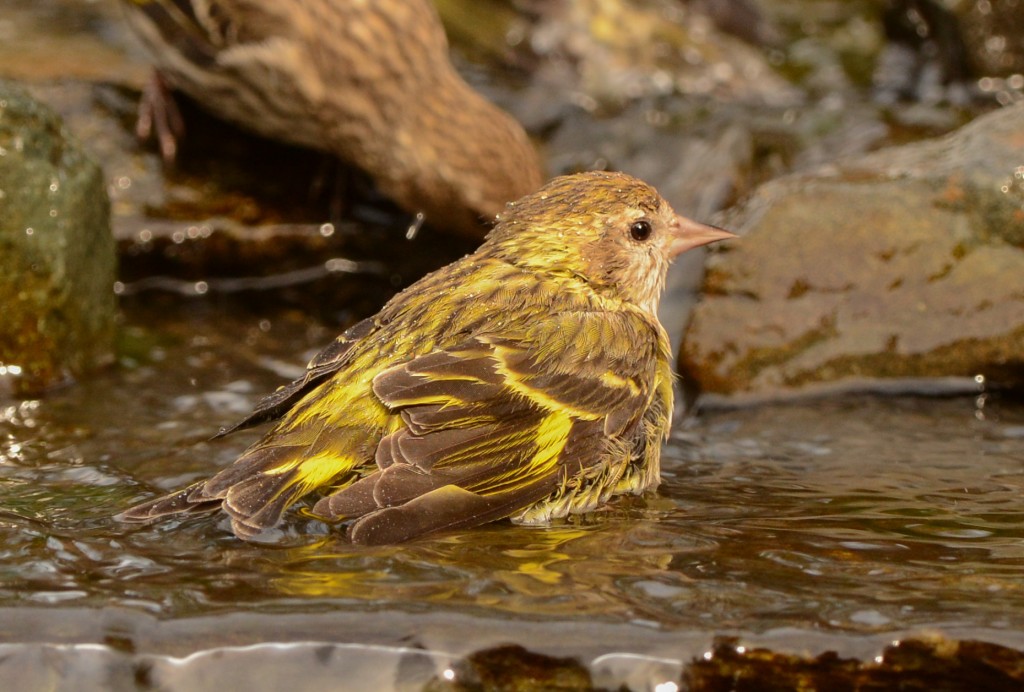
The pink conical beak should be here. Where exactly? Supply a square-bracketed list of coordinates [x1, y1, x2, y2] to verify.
[668, 215, 737, 258]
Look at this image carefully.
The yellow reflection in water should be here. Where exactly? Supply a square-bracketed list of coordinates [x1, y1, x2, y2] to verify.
[263, 512, 685, 618]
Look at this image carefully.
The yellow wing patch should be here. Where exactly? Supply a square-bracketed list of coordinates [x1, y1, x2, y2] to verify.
[491, 344, 606, 421]
[475, 411, 571, 496]
[599, 370, 641, 396]
[263, 451, 359, 496]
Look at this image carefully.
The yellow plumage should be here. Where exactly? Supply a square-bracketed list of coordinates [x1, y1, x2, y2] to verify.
[121, 171, 734, 544]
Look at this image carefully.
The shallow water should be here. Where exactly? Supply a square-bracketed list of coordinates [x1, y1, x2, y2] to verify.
[1, 298, 1022, 688]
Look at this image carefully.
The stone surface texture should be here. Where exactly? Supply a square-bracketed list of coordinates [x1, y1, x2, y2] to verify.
[682, 102, 1024, 397]
[0, 80, 116, 396]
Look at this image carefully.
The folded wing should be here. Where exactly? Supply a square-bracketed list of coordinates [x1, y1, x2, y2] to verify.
[316, 310, 660, 544]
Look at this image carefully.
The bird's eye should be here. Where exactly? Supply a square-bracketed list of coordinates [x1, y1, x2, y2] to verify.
[629, 220, 653, 242]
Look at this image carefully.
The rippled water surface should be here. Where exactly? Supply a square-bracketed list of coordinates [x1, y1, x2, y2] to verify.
[1, 300, 1022, 688]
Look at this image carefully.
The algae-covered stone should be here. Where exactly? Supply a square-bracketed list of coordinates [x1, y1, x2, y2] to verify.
[682, 102, 1024, 398]
[0, 80, 116, 396]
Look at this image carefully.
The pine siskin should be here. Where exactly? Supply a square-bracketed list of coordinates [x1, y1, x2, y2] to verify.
[121, 171, 735, 545]
[120, 0, 544, 237]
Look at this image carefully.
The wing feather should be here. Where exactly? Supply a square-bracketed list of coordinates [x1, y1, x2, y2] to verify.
[348, 483, 557, 546]
[318, 309, 661, 543]
[128, 0, 219, 65]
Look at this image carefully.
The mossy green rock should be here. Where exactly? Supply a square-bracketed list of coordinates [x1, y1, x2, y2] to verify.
[0, 80, 116, 396]
[682, 103, 1024, 398]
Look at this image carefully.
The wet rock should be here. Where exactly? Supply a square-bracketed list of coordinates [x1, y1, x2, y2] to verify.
[424, 644, 593, 691]
[684, 635, 1024, 690]
[0, 80, 117, 396]
[681, 102, 1024, 398]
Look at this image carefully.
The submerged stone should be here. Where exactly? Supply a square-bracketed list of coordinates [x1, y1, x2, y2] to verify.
[685, 635, 1024, 690]
[425, 644, 593, 691]
[0, 80, 116, 396]
[682, 102, 1024, 398]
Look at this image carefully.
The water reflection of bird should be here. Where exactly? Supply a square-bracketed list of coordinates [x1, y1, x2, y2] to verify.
[120, 0, 544, 237]
[121, 171, 734, 545]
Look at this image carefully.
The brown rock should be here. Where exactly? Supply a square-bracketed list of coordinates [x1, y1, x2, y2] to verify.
[424, 644, 593, 691]
[685, 635, 1024, 691]
[681, 102, 1024, 398]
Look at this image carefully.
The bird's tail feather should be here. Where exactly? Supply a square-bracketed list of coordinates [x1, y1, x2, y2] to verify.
[119, 442, 354, 538]
[118, 480, 219, 521]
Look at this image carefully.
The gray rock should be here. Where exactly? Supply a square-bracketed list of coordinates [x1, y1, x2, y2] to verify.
[681, 102, 1024, 399]
[0, 80, 116, 396]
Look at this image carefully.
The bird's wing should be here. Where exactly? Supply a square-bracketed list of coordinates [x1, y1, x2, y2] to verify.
[124, 0, 331, 147]
[318, 309, 661, 544]
[124, 0, 299, 60]
[216, 317, 376, 437]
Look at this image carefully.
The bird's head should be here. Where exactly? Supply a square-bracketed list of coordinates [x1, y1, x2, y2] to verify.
[484, 171, 735, 313]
